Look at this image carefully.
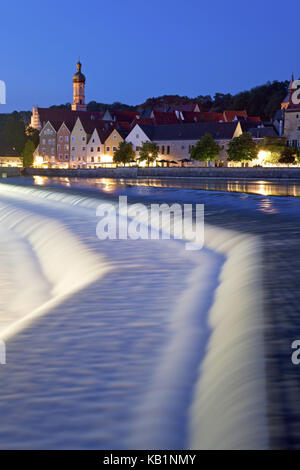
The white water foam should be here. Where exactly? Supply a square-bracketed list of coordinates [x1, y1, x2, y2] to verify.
[0, 182, 268, 449]
[0, 196, 110, 341]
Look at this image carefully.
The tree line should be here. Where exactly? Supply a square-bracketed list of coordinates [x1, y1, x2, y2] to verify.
[50, 79, 290, 121]
[0, 111, 39, 167]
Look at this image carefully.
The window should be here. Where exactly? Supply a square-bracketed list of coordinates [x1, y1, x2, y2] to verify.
[91, 157, 94, 163]
[113, 146, 117, 152]
[136, 134, 139, 139]
[57, 144, 60, 151]
[59, 136, 63, 142]
[65, 136, 69, 142]
[82, 147, 85, 151]
[82, 136, 85, 141]
[65, 155, 68, 160]
[97, 147, 100, 152]
[161, 145, 165, 154]
[90, 147, 94, 152]
[72, 136, 75, 142]
[59, 154, 62, 160]
[167, 146, 170, 154]
[113, 134, 117, 140]
[72, 156, 75, 161]
[72, 147, 75, 151]
[136, 146, 140, 151]
[181, 145, 185, 150]
[92, 139, 95, 143]
[106, 146, 110, 152]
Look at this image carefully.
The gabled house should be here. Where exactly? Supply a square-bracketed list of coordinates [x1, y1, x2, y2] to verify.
[56, 122, 72, 167]
[39, 121, 61, 166]
[126, 121, 242, 166]
[70, 118, 89, 168]
[86, 128, 110, 168]
[103, 128, 128, 164]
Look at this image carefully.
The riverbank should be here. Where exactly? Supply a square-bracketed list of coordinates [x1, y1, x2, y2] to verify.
[0, 167, 21, 178]
[24, 167, 300, 179]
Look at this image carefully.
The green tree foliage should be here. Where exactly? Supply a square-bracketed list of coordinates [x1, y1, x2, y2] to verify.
[227, 133, 258, 162]
[0, 113, 26, 154]
[49, 103, 71, 109]
[190, 133, 220, 162]
[139, 142, 159, 166]
[22, 140, 35, 168]
[278, 147, 297, 165]
[25, 126, 40, 147]
[113, 141, 136, 165]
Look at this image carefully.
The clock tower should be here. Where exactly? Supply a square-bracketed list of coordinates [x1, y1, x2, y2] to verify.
[72, 61, 86, 111]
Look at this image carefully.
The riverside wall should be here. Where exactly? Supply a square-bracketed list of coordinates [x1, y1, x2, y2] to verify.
[24, 167, 300, 179]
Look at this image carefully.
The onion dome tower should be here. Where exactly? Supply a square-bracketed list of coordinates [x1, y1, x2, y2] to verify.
[72, 60, 86, 111]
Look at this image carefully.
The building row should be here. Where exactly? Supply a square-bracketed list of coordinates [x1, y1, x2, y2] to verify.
[31, 61, 282, 168]
[26, 62, 300, 168]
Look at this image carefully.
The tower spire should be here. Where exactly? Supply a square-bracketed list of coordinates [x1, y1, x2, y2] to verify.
[72, 60, 86, 111]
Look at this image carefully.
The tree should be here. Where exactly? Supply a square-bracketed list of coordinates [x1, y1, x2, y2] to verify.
[139, 141, 159, 166]
[25, 126, 40, 147]
[278, 147, 296, 165]
[113, 141, 136, 166]
[259, 136, 287, 164]
[0, 114, 26, 154]
[22, 140, 35, 168]
[190, 133, 220, 163]
[227, 132, 258, 163]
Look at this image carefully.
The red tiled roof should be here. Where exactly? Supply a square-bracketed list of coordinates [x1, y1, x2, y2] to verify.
[152, 111, 180, 125]
[109, 110, 140, 122]
[131, 118, 154, 128]
[181, 111, 223, 123]
[223, 110, 248, 122]
[36, 107, 105, 127]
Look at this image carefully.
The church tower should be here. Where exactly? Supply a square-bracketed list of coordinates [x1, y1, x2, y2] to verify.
[281, 73, 297, 110]
[72, 60, 86, 111]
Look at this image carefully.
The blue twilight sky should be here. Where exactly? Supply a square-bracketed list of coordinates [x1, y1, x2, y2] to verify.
[0, 0, 299, 112]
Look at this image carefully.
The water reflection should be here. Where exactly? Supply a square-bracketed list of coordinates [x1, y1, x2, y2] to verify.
[32, 175, 300, 197]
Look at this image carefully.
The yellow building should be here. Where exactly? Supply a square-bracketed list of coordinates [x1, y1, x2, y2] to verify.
[101, 128, 127, 166]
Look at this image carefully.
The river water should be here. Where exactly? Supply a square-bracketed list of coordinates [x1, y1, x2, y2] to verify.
[0, 176, 299, 449]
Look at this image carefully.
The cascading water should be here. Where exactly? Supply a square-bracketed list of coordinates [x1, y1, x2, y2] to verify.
[0, 182, 268, 449]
